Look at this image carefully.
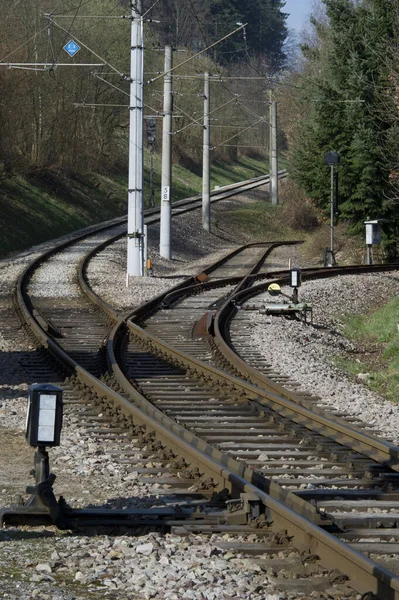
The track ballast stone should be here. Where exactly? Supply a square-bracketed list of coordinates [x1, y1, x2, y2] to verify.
[246, 272, 399, 443]
[2, 190, 325, 600]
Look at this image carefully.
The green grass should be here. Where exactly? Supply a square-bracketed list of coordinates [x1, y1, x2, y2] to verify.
[334, 355, 369, 376]
[0, 173, 126, 258]
[222, 200, 298, 241]
[337, 297, 399, 401]
[143, 151, 273, 204]
[0, 152, 276, 258]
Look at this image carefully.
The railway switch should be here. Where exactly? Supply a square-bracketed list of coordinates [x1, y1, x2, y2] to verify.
[226, 493, 262, 525]
[252, 274, 312, 321]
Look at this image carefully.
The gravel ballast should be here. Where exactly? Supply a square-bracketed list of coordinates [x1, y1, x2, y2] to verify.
[2, 190, 312, 600]
[0, 187, 394, 599]
[246, 272, 399, 442]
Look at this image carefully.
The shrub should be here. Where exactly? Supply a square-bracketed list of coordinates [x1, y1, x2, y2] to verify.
[278, 179, 319, 231]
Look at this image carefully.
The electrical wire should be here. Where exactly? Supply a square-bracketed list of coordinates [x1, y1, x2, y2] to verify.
[82, 2, 121, 32]
[51, 0, 94, 17]
[142, 0, 162, 19]
[217, 79, 265, 145]
[147, 24, 247, 85]
[49, 17, 121, 76]
[186, 0, 210, 47]
[0, 25, 50, 63]
[173, 94, 242, 136]
[94, 74, 129, 96]
[53, 0, 86, 63]
[212, 118, 265, 149]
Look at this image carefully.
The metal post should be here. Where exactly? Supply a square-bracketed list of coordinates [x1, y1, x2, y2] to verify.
[202, 71, 211, 232]
[271, 100, 278, 205]
[330, 164, 334, 260]
[127, 0, 144, 278]
[149, 145, 154, 208]
[143, 224, 148, 275]
[366, 245, 372, 265]
[269, 90, 272, 197]
[160, 46, 173, 259]
[35, 447, 50, 486]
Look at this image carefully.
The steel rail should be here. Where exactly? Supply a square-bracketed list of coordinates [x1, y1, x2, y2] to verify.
[83, 231, 399, 599]
[122, 252, 399, 477]
[17, 232, 327, 528]
[15, 221, 399, 598]
[79, 240, 279, 323]
[10, 170, 284, 273]
[158, 242, 277, 311]
[112, 307, 399, 599]
[107, 328, 399, 600]
[242, 261, 399, 286]
[114, 257, 399, 599]
[212, 264, 399, 469]
[143, 171, 287, 219]
[19, 266, 399, 599]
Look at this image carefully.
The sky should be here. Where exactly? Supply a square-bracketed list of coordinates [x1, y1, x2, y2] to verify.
[283, 0, 313, 33]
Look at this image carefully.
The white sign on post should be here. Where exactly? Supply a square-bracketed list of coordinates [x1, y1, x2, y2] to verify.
[162, 186, 170, 203]
[366, 224, 374, 245]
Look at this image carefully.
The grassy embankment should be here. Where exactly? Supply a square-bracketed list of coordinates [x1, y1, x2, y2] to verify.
[0, 153, 275, 259]
[335, 299, 399, 402]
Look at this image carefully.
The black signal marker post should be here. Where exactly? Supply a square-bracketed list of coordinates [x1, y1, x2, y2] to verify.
[25, 384, 64, 525]
[146, 116, 157, 209]
[324, 151, 340, 267]
[1, 384, 203, 529]
[289, 268, 301, 304]
[0, 384, 66, 528]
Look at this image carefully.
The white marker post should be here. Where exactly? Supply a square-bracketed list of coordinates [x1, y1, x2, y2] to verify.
[202, 71, 211, 232]
[160, 46, 173, 259]
[127, 0, 144, 279]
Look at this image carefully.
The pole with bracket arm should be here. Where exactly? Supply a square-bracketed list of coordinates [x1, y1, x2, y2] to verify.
[160, 45, 173, 259]
[269, 92, 278, 205]
[323, 151, 340, 267]
[127, 0, 144, 279]
[202, 71, 211, 233]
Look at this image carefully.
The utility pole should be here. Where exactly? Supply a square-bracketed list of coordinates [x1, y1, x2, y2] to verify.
[269, 93, 278, 205]
[202, 71, 211, 232]
[160, 46, 173, 259]
[323, 151, 340, 266]
[146, 117, 156, 208]
[127, 0, 144, 279]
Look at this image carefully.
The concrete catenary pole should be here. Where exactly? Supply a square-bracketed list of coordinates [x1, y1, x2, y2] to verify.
[202, 71, 211, 232]
[160, 46, 173, 259]
[270, 99, 278, 205]
[330, 164, 335, 261]
[127, 0, 144, 278]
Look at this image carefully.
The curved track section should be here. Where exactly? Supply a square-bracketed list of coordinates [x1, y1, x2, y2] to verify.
[10, 189, 399, 598]
[113, 251, 399, 599]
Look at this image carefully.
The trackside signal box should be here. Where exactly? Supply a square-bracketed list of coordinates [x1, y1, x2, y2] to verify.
[26, 384, 63, 448]
[364, 219, 388, 265]
[364, 220, 385, 246]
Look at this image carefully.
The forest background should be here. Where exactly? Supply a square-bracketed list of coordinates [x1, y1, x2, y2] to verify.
[0, 0, 398, 256]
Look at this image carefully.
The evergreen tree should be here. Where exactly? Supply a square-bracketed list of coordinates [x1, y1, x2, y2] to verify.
[240, 0, 288, 68]
[291, 0, 399, 246]
[210, 0, 288, 68]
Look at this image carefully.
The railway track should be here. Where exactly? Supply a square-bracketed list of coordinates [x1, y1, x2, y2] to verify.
[3, 173, 399, 598]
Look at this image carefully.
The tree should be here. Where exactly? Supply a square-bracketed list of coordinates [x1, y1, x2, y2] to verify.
[290, 0, 399, 247]
[156, 0, 210, 48]
[210, 0, 288, 69]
